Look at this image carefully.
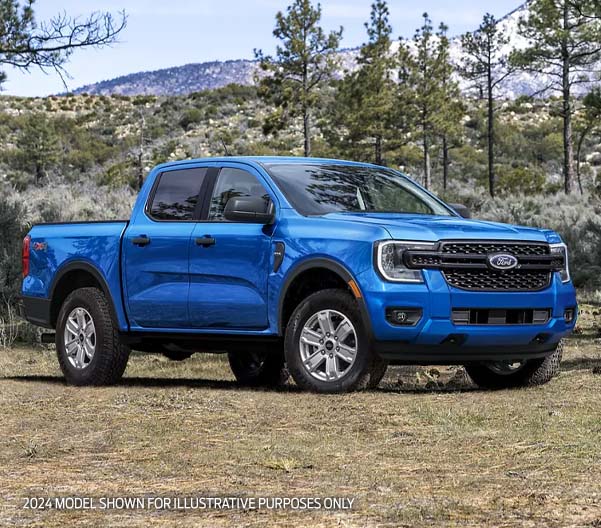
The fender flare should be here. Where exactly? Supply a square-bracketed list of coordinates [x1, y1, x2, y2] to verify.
[277, 257, 373, 338]
[49, 261, 120, 327]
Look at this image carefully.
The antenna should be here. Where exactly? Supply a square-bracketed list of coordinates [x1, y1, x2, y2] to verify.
[221, 139, 230, 156]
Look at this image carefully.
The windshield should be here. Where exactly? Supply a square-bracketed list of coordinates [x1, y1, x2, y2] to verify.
[264, 163, 453, 216]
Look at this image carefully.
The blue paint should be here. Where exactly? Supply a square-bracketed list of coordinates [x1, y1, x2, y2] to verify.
[22, 156, 577, 356]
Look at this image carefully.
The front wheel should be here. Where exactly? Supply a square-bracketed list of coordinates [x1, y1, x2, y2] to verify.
[465, 340, 564, 390]
[285, 289, 378, 393]
[56, 287, 130, 386]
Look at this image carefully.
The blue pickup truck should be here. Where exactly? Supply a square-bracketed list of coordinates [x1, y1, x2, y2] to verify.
[20, 157, 577, 392]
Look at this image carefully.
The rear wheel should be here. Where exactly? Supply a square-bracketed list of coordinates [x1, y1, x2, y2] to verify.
[285, 289, 378, 393]
[56, 287, 130, 386]
[228, 348, 289, 387]
[465, 340, 564, 390]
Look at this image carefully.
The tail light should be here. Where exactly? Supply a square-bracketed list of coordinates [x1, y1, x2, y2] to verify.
[22, 235, 31, 278]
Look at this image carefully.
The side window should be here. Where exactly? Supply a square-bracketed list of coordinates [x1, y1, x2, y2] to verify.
[208, 167, 270, 221]
[148, 168, 208, 221]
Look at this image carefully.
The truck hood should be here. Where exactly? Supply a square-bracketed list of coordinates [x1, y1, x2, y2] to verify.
[323, 213, 556, 243]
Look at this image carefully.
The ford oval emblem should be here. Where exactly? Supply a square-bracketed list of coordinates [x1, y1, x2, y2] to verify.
[487, 253, 519, 271]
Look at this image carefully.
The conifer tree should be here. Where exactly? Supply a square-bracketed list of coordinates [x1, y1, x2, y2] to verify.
[461, 13, 514, 197]
[327, 0, 396, 165]
[255, 0, 342, 157]
[0, 0, 126, 87]
[511, 0, 601, 194]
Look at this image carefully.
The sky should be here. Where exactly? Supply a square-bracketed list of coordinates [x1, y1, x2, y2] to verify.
[3, 0, 522, 97]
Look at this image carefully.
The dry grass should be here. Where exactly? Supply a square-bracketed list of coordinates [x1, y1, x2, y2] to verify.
[0, 307, 600, 527]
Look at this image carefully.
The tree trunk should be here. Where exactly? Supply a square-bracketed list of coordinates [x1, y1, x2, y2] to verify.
[303, 108, 311, 158]
[375, 135, 382, 165]
[562, 5, 575, 194]
[487, 65, 495, 198]
[137, 151, 144, 191]
[302, 51, 311, 158]
[35, 162, 44, 186]
[576, 125, 591, 195]
[442, 134, 449, 190]
[423, 133, 431, 189]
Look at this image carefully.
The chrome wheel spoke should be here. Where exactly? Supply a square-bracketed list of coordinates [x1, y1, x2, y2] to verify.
[300, 328, 322, 348]
[75, 345, 86, 368]
[304, 350, 326, 373]
[66, 319, 79, 335]
[66, 340, 79, 356]
[317, 311, 335, 336]
[84, 321, 95, 338]
[76, 310, 86, 330]
[83, 339, 95, 359]
[325, 356, 339, 380]
[336, 344, 356, 364]
[335, 320, 353, 342]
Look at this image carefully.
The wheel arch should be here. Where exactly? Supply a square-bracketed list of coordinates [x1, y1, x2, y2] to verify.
[49, 261, 120, 329]
[277, 258, 372, 338]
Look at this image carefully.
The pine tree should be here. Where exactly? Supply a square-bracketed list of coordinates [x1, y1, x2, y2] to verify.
[461, 13, 514, 198]
[326, 0, 396, 165]
[511, 0, 601, 194]
[575, 88, 601, 192]
[400, 13, 445, 190]
[17, 113, 59, 185]
[437, 23, 463, 191]
[255, 0, 342, 157]
[0, 0, 126, 87]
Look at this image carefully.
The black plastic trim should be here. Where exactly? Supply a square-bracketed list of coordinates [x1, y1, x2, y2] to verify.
[277, 258, 373, 338]
[49, 261, 120, 328]
[374, 341, 557, 365]
[20, 296, 52, 328]
[121, 331, 282, 350]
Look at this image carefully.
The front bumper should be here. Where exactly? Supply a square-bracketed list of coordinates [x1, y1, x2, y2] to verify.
[357, 267, 578, 364]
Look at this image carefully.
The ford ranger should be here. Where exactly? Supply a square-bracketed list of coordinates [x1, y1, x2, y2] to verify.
[20, 157, 578, 392]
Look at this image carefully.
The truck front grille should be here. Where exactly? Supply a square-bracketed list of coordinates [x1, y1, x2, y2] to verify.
[404, 240, 559, 292]
[443, 269, 551, 291]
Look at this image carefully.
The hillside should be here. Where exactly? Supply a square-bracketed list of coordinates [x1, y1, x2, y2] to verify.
[72, 3, 596, 99]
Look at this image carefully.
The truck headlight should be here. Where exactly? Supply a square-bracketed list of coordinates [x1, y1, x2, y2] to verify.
[375, 240, 436, 283]
[550, 243, 570, 283]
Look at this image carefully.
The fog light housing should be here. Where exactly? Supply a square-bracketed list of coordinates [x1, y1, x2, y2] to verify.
[564, 308, 575, 324]
[386, 307, 422, 326]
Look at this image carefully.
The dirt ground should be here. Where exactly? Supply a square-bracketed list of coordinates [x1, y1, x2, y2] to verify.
[0, 306, 600, 527]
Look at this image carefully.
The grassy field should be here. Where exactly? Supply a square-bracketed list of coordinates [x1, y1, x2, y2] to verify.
[1, 307, 600, 527]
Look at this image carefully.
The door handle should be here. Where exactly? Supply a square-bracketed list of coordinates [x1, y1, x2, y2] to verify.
[132, 236, 150, 247]
[195, 236, 215, 248]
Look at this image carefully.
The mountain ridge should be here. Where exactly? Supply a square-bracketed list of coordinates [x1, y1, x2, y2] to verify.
[72, 3, 592, 99]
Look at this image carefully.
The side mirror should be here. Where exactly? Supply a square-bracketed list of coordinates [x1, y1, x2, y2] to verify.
[449, 203, 471, 219]
[224, 196, 275, 224]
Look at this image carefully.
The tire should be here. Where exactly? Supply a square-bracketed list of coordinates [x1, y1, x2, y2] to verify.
[284, 289, 377, 393]
[228, 348, 289, 387]
[56, 287, 130, 386]
[465, 340, 564, 390]
[367, 356, 389, 389]
[162, 350, 194, 361]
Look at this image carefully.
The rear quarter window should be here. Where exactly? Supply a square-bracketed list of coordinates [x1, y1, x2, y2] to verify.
[148, 168, 208, 221]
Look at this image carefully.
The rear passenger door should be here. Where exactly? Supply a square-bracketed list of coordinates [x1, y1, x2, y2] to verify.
[188, 164, 274, 329]
[123, 165, 214, 328]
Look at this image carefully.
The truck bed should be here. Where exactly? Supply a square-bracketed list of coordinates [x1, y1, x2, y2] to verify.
[22, 220, 129, 327]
